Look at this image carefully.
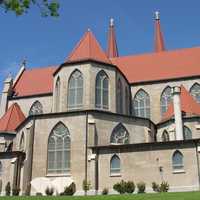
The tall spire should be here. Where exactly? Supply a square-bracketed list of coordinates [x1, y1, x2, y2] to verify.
[154, 11, 165, 52]
[107, 18, 119, 58]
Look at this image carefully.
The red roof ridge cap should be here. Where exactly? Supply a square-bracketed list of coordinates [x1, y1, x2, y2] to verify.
[111, 46, 200, 60]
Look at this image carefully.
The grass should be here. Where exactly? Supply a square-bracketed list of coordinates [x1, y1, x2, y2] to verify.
[1, 191, 200, 200]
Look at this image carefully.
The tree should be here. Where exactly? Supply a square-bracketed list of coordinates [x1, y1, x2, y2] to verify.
[0, 0, 59, 16]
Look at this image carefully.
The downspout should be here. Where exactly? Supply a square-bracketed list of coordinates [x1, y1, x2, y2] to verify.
[28, 117, 36, 195]
[195, 141, 200, 190]
[85, 112, 88, 195]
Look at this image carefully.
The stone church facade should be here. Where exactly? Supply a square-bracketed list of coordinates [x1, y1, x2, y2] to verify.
[0, 13, 200, 195]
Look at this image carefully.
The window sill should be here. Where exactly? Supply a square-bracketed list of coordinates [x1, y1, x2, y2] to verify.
[46, 173, 71, 177]
[110, 173, 121, 177]
[172, 170, 185, 174]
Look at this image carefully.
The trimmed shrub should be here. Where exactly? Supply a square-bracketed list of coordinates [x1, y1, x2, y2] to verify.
[5, 182, 11, 196]
[137, 182, 146, 193]
[12, 188, 20, 196]
[82, 179, 91, 195]
[60, 182, 76, 196]
[152, 182, 160, 192]
[113, 180, 126, 194]
[160, 181, 169, 192]
[125, 181, 135, 193]
[36, 192, 43, 196]
[45, 187, 54, 196]
[152, 181, 169, 193]
[102, 188, 109, 195]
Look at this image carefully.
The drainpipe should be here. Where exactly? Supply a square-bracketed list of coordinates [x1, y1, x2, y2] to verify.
[171, 86, 183, 140]
[194, 141, 200, 190]
[85, 112, 88, 195]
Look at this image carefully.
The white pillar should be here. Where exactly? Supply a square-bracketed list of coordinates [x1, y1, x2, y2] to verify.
[172, 86, 183, 140]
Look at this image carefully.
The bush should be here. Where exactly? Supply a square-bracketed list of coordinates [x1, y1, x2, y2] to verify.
[160, 181, 169, 192]
[152, 182, 160, 192]
[82, 179, 90, 195]
[125, 181, 135, 193]
[45, 187, 54, 196]
[152, 181, 169, 193]
[137, 182, 146, 193]
[101, 188, 109, 195]
[60, 182, 76, 196]
[36, 192, 43, 196]
[12, 188, 20, 196]
[113, 180, 126, 194]
[5, 182, 11, 196]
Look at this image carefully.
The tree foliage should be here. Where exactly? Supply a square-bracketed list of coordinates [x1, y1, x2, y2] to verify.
[0, 0, 59, 16]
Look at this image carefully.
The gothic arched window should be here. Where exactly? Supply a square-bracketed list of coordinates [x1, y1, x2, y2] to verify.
[67, 70, 83, 109]
[160, 86, 172, 116]
[172, 150, 183, 170]
[190, 83, 200, 104]
[125, 87, 129, 114]
[19, 132, 25, 151]
[110, 123, 129, 144]
[47, 122, 70, 174]
[162, 130, 169, 142]
[183, 126, 192, 140]
[29, 101, 43, 115]
[95, 70, 109, 109]
[55, 77, 61, 112]
[117, 79, 123, 114]
[0, 162, 2, 176]
[110, 155, 120, 174]
[133, 89, 150, 119]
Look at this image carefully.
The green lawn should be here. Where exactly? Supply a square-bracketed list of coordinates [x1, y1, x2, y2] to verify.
[1, 191, 200, 200]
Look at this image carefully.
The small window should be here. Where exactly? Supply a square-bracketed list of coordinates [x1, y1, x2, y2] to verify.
[172, 151, 184, 171]
[19, 132, 25, 151]
[133, 89, 150, 119]
[110, 123, 129, 144]
[162, 130, 169, 142]
[110, 155, 120, 175]
[190, 83, 200, 104]
[55, 77, 61, 112]
[117, 79, 123, 114]
[67, 70, 83, 109]
[160, 86, 172, 116]
[29, 101, 43, 116]
[183, 126, 192, 140]
[0, 162, 2, 176]
[95, 70, 109, 109]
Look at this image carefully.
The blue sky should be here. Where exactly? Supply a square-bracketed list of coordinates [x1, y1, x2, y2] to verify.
[0, 0, 200, 91]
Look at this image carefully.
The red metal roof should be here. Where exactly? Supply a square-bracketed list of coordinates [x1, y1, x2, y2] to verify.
[66, 30, 111, 64]
[111, 47, 200, 84]
[161, 85, 200, 122]
[0, 103, 25, 132]
[12, 66, 58, 97]
[154, 18, 165, 52]
[107, 19, 118, 58]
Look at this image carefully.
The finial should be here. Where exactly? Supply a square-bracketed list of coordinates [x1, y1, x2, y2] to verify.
[7, 72, 12, 79]
[87, 28, 91, 32]
[110, 18, 114, 26]
[155, 11, 160, 20]
[21, 58, 27, 68]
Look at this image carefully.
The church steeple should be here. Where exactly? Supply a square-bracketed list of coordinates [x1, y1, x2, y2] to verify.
[154, 11, 165, 52]
[107, 18, 119, 58]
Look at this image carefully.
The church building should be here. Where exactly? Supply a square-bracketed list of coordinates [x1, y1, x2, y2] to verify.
[0, 12, 200, 195]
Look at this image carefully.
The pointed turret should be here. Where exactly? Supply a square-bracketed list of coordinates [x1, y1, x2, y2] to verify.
[154, 11, 165, 52]
[107, 18, 119, 58]
[66, 29, 111, 64]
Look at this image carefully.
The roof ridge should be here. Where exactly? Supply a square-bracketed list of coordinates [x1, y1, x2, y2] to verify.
[111, 46, 200, 60]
